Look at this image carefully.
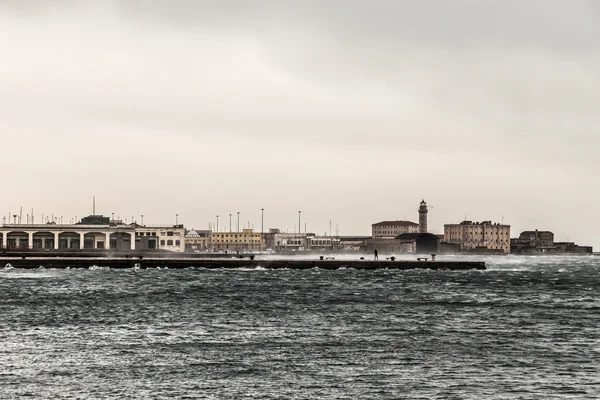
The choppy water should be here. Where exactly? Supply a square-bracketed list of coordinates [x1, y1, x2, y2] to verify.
[1, 255, 599, 399]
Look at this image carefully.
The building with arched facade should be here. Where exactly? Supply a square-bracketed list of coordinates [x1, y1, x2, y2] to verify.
[0, 215, 185, 252]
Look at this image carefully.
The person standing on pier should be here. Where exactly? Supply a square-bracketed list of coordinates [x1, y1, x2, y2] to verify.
[374, 249, 379, 260]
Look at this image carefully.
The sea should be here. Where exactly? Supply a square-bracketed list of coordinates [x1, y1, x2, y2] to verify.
[1, 255, 599, 399]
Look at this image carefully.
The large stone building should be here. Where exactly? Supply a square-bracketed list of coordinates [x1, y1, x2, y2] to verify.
[210, 228, 264, 251]
[371, 220, 419, 238]
[444, 220, 511, 253]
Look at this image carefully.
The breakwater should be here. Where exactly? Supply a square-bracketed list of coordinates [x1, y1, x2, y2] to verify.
[1, 257, 485, 270]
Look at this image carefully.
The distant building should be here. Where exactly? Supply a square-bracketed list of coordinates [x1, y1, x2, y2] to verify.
[339, 236, 371, 251]
[184, 229, 211, 252]
[307, 235, 341, 251]
[361, 232, 440, 254]
[444, 221, 511, 253]
[372, 220, 419, 238]
[510, 230, 555, 254]
[210, 228, 264, 251]
[0, 215, 186, 252]
[553, 242, 593, 254]
[511, 230, 593, 254]
[133, 224, 186, 252]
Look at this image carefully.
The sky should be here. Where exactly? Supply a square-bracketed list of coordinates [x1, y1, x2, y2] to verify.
[1, 0, 599, 247]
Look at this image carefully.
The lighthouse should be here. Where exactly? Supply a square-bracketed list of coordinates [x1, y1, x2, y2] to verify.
[418, 200, 428, 233]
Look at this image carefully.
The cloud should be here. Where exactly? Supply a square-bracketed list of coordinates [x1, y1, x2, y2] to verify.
[0, 0, 599, 246]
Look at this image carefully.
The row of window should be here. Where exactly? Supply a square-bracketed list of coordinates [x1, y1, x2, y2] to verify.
[214, 239, 261, 243]
[136, 231, 181, 237]
[214, 234, 261, 238]
[160, 240, 181, 246]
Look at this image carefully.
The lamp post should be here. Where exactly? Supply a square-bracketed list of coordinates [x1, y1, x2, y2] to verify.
[229, 214, 232, 232]
[216, 215, 219, 232]
[298, 211, 301, 235]
[176, 213, 179, 225]
[261, 208, 265, 251]
[237, 212, 240, 232]
[141, 215, 144, 226]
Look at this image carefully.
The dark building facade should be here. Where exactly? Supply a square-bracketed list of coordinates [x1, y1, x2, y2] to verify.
[511, 229, 593, 254]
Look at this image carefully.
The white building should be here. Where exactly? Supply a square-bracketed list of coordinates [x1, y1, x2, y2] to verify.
[0, 216, 186, 252]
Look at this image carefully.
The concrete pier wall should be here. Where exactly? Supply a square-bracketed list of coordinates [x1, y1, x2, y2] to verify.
[1, 257, 485, 270]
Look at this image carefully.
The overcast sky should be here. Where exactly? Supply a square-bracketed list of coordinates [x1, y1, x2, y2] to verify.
[1, 0, 599, 246]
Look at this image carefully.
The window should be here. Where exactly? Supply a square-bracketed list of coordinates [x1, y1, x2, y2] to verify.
[167, 232, 174, 236]
[167, 240, 173, 246]
[160, 240, 165, 245]
[175, 240, 180, 246]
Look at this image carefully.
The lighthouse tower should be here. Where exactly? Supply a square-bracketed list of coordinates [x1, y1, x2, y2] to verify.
[418, 200, 428, 233]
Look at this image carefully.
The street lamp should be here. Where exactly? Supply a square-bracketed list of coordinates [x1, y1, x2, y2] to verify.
[237, 212, 240, 232]
[216, 215, 219, 232]
[176, 213, 179, 225]
[261, 208, 265, 251]
[298, 211, 301, 235]
[141, 215, 144, 226]
[229, 214, 232, 232]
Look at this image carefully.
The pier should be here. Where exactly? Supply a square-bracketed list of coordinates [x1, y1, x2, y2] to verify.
[1, 256, 485, 270]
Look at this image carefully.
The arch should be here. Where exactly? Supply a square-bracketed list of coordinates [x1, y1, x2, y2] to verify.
[109, 232, 133, 250]
[84, 232, 107, 249]
[6, 231, 29, 250]
[32, 231, 55, 249]
[58, 232, 81, 249]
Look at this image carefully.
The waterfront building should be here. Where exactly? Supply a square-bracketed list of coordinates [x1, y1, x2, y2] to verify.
[184, 229, 211, 252]
[371, 220, 419, 238]
[210, 228, 264, 251]
[307, 235, 341, 251]
[511, 230, 593, 254]
[0, 215, 186, 252]
[361, 232, 440, 254]
[444, 220, 511, 253]
[135, 224, 186, 252]
[266, 230, 308, 252]
[510, 230, 555, 254]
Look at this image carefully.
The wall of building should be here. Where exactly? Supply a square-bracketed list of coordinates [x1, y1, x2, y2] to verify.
[372, 223, 419, 238]
[444, 221, 511, 253]
[210, 229, 264, 251]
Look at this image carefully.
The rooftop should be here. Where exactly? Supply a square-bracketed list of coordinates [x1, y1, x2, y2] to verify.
[372, 220, 419, 227]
